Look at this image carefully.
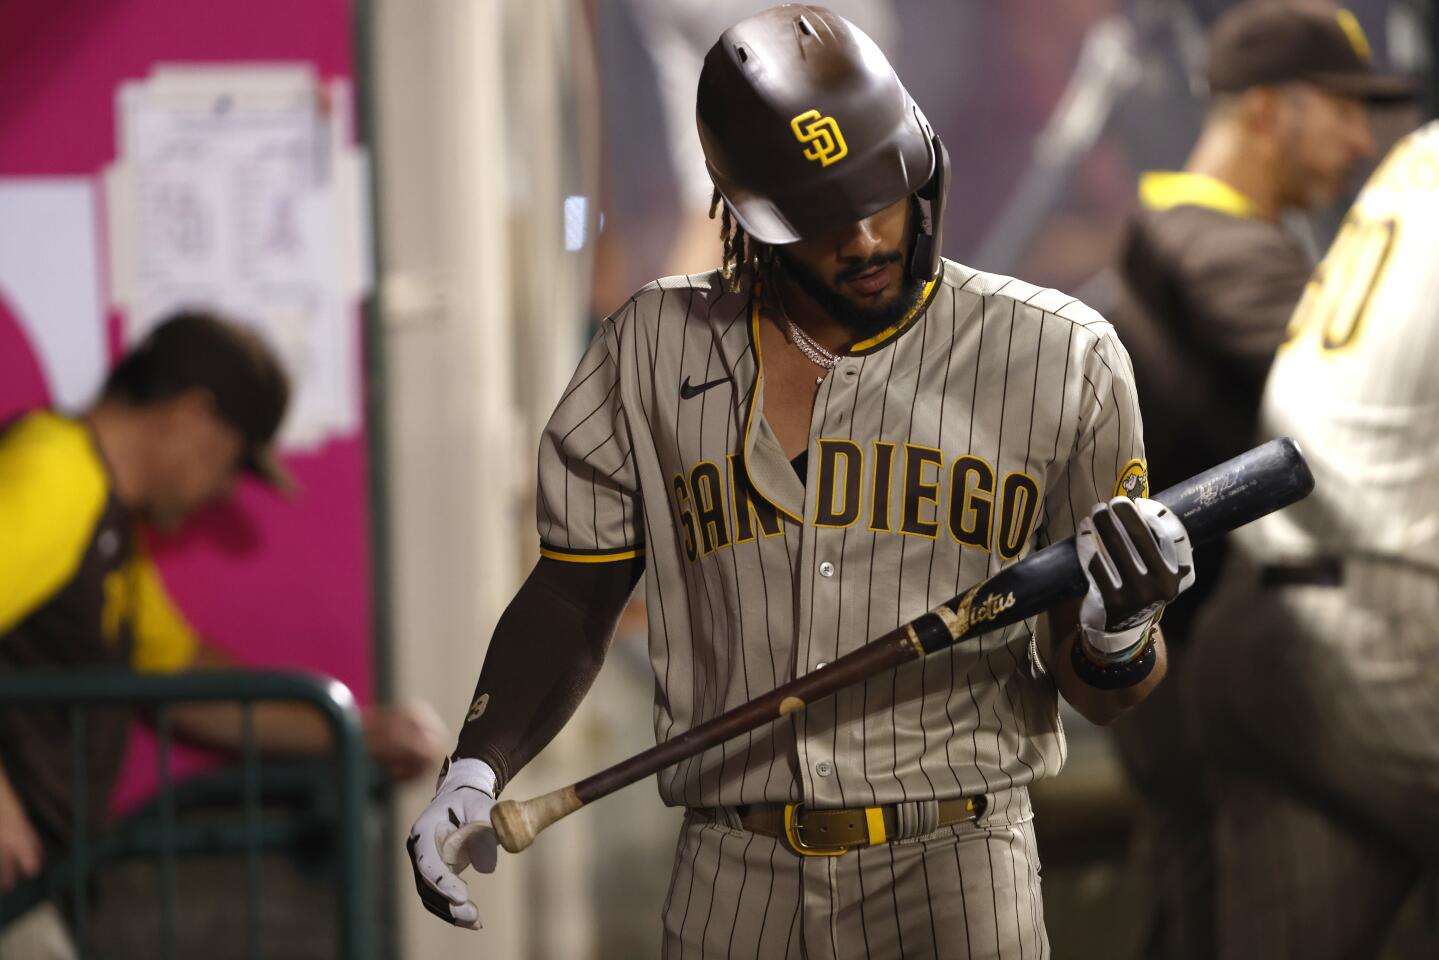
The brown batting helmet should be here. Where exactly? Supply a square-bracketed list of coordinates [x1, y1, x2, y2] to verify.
[696, 4, 949, 281]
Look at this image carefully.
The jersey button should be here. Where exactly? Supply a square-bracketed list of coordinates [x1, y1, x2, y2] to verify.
[819, 561, 835, 577]
[815, 661, 828, 671]
[815, 760, 834, 777]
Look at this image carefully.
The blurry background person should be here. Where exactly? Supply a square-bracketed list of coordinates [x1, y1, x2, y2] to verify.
[1106, 3, 1413, 956]
[0, 312, 447, 959]
[1184, 113, 1439, 959]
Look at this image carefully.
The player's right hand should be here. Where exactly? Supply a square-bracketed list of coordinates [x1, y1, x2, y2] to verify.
[406, 757, 499, 930]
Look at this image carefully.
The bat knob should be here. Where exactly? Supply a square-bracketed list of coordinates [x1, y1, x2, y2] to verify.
[489, 799, 535, 854]
[490, 786, 583, 854]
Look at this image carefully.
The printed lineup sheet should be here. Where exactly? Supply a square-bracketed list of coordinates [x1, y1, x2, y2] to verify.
[107, 65, 372, 449]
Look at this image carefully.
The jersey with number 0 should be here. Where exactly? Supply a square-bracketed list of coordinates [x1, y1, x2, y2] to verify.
[1239, 121, 1439, 570]
[536, 258, 1146, 811]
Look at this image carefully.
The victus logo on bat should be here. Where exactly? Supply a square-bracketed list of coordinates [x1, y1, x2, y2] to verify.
[953, 588, 1018, 637]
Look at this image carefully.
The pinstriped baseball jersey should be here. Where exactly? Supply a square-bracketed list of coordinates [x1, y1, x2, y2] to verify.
[536, 257, 1146, 811]
[1238, 121, 1439, 570]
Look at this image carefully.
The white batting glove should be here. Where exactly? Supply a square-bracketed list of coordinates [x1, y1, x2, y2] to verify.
[1076, 496, 1195, 662]
[406, 757, 498, 930]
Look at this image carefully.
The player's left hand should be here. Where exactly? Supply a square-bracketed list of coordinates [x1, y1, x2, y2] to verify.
[1076, 496, 1195, 660]
[362, 701, 449, 782]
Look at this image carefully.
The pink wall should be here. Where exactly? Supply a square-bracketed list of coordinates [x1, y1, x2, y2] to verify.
[0, 0, 373, 811]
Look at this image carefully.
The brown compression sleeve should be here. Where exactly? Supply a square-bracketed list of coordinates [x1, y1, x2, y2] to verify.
[453, 555, 644, 794]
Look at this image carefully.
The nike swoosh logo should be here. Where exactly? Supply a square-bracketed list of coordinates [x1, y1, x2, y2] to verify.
[680, 375, 731, 400]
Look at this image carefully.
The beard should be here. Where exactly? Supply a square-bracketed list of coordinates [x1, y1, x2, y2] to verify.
[775, 249, 929, 343]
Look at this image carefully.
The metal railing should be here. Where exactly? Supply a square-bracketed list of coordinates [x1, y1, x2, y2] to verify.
[0, 671, 370, 960]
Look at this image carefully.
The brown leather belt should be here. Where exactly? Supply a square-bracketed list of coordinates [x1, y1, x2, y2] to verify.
[1261, 558, 1343, 589]
[692, 796, 989, 857]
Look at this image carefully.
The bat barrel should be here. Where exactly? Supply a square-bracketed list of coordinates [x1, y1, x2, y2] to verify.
[927, 437, 1316, 647]
[1154, 437, 1314, 543]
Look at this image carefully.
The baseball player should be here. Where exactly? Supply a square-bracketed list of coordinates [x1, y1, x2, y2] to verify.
[1106, 4, 1409, 956]
[407, 6, 1196, 956]
[1183, 119, 1439, 959]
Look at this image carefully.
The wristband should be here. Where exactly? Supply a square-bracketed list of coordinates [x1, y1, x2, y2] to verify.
[1071, 623, 1159, 690]
[436, 756, 497, 797]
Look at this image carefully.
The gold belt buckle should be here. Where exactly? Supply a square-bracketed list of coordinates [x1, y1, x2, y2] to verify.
[782, 802, 849, 857]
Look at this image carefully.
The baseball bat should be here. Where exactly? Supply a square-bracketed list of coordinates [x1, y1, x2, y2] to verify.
[479, 437, 1313, 856]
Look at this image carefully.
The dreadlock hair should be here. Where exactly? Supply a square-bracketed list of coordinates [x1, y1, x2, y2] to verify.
[710, 188, 774, 293]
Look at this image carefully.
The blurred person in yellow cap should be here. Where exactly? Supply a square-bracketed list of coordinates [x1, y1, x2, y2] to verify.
[1107, 3, 1413, 958]
[0, 311, 447, 958]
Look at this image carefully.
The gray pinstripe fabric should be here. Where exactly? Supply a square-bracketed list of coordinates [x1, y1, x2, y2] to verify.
[660, 793, 1049, 960]
[536, 257, 1144, 949]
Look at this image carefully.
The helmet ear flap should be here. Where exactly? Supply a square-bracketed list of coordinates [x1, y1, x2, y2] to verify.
[909, 135, 949, 282]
